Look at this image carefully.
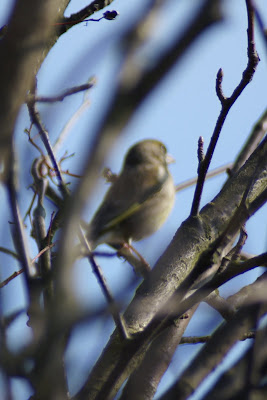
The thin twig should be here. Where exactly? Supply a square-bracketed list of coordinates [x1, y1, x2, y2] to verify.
[78, 227, 129, 340]
[53, 17, 104, 26]
[56, 1, 116, 34]
[227, 271, 267, 313]
[2, 309, 25, 328]
[180, 331, 255, 344]
[254, 5, 267, 55]
[230, 107, 267, 175]
[197, 136, 205, 167]
[190, 0, 259, 216]
[6, 143, 33, 285]
[31, 80, 95, 103]
[175, 162, 233, 192]
[31, 243, 56, 264]
[219, 226, 248, 273]
[0, 269, 24, 289]
[0, 243, 56, 289]
[197, 145, 266, 289]
[0, 247, 20, 260]
[53, 91, 91, 155]
[53, 10, 118, 27]
[31, 159, 51, 275]
[174, 252, 267, 327]
[27, 99, 69, 198]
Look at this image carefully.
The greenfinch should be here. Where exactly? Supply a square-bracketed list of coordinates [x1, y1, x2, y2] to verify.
[87, 139, 175, 251]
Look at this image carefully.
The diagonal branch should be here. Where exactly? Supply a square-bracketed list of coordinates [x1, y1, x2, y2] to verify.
[190, 0, 260, 216]
[72, 113, 267, 400]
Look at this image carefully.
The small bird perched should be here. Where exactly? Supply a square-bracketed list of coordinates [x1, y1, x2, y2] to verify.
[87, 139, 175, 255]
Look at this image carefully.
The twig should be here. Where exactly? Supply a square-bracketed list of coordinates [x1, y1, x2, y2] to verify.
[227, 271, 267, 314]
[27, 99, 69, 198]
[53, 90, 91, 155]
[254, 5, 267, 56]
[23, 191, 36, 223]
[54, 0, 224, 322]
[78, 227, 129, 340]
[0, 243, 56, 289]
[91, 250, 117, 257]
[6, 143, 33, 285]
[230, 107, 267, 175]
[180, 331, 255, 344]
[0, 247, 20, 260]
[234, 252, 267, 271]
[205, 291, 236, 320]
[53, 17, 105, 26]
[219, 226, 248, 272]
[30, 80, 95, 103]
[56, 1, 117, 34]
[173, 252, 267, 327]
[32, 243, 56, 263]
[54, 10, 118, 27]
[117, 243, 151, 279]
[175, 162, 233, 192]
[197, 136, 205, 168]
[25, 125, 45, 156]
[196, 145, 265, 287]
[2, 309, 25, 327]
[0, 269, 24, 289]
[190, 0, 259, 216]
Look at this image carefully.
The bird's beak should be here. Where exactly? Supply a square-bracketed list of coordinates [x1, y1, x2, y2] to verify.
[166, 153, 175, 164]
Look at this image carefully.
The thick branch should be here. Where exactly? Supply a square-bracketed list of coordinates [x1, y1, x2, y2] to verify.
[0, 0, 70, 175]
[73, 119, 267, 400]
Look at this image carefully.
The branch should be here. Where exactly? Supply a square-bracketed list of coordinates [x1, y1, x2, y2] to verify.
[0, 269, 24, 289]
[231, 107, 267, 175]
[175, 162, 233, 192]
[78, 228, 129, 340]
[0, 0, 70, 175]
[159, 303, 265, 400]
[180, 331, 255, 344]
[205, 291, 236, 320]
[72, 117, 267, 400]
[119, 306, 197, 400]
[201, 324, 267, 400]
[6, 144, 33, 286]
[0, 247, 19, 260]
[254, 3, 267, 56]
[27, 99, 69, 199]
[28, 79, 95, 103]
[56, 0, 116, 34]
[53, 91, 92, 155]
[190, 0, 260, 216]
[56, 0, 223, 341]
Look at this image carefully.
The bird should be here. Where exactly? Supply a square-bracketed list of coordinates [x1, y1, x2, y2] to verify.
[87, 139, 176, 255]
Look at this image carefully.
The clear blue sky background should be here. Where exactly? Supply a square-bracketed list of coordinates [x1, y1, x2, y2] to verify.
[1, 0, 267, 399]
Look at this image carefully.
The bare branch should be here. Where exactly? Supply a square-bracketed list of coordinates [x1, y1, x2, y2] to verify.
[57, 0, 116, 34]
[78, 228, 129, 340]
[190, 0, 260, 216]
[27, 99, 69, 198]
[29, 79, 95, 103]
[175, 162, 233, 192]
[159, 303, 265, 400]
[0, 0, 70, 175]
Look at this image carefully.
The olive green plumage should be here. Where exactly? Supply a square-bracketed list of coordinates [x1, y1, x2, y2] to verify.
[88, 139, 175, 249]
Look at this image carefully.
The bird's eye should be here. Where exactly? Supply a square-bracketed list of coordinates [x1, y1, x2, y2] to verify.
[161, 144, 167, 153]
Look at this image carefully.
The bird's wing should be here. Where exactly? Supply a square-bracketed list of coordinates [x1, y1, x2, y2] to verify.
[91, 166, 169, 236]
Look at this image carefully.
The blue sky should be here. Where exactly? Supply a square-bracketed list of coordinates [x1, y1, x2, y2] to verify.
[0, 0, 267, 398]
